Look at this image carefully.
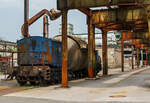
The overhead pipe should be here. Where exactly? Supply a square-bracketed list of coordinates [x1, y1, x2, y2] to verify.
[24, 0, 29, 37]
[22, 8, 61, 37]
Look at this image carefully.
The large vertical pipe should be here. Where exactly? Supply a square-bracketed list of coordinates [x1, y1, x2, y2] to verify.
[24, 0, 29, 37]
[43, 16, 46, 38]
[132, 46, 134, 69]
[121, 32, 124, 72]
[62, 10, 68, 88]
[46, 16, 49, 38]
[88, 16, 95, 78]
[102, 29, 108, 76]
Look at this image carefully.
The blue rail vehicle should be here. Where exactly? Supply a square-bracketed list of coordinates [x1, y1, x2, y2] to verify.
[16, 35, 101, 85]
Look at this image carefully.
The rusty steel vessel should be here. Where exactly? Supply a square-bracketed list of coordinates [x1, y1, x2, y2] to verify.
[16, 35, 101, 85]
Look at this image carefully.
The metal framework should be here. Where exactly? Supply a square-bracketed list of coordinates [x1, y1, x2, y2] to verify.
[57, 0, 150, 87]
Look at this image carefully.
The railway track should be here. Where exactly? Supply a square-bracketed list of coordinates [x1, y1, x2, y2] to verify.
[0, 86, 27, 96]
[0, 78, 30, 96]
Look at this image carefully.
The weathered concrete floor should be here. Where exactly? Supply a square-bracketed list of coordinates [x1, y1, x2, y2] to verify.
[0, 75, 18, 90]
[3, 67, 150, 103]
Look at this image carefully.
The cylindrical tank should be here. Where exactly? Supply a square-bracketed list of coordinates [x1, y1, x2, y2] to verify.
[54, 35, 88, 71]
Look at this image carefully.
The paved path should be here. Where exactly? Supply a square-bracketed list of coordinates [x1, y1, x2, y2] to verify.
[2, 67, 150, 103]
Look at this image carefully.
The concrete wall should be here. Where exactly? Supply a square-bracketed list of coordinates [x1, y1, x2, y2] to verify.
[97, 48, 134, 69]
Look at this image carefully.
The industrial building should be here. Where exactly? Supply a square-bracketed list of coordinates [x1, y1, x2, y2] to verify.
[59, 24, 117, 46]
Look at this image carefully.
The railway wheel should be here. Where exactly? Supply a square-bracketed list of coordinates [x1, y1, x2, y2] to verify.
[17, 76, 27, 86]
[17, 80, 27, 86]
[30, 81, 38, 85]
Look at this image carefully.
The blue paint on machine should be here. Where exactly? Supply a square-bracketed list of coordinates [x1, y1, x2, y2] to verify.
[17, 36, 62, 68]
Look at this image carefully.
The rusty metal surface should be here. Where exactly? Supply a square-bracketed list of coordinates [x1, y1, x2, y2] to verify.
[57, 0, 150, 80]
[102, 30, 108, 75]
[24, 0, 29, 37]
[131, 46, 134, 69]
[43, 16, 46, 38]
[88, 16, 95, 78]
[57, 0, 150, 10]
[61, 10, 68, 88]
[121, 32, 124, 72]
[22, 9, 61, 37]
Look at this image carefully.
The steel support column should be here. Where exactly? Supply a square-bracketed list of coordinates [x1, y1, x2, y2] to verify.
[93, 25, 96, 77]
[62, 10, 68, 88]
[102, 29, 108, 76]
[121, 32, 124, 72]
[146, 50, 148, 65]
[88, 16, 95, 78]
[132, 46, 134, 69]
[136, 48, 140, 68]
[24, 0, 29, 37]
[141, 50, 144, 66]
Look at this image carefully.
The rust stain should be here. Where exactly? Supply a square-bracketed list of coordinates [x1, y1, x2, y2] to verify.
[0, 86, 10, 91]
[62, 59, 68, 88]
[109, 95, 126, 98]
[112, 91, 128, 95]
[89, 88, 108, 94]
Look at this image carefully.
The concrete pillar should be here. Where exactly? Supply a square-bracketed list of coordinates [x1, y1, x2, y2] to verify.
[24, 0, 29, 37]
[102, 29, 108, 76]
[121, 32, 124, 72]
[62, 10, 68, 88]
[88, 16, 95, 78]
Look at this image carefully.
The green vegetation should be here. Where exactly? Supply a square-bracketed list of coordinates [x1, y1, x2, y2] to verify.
[24, 85, 41, 90]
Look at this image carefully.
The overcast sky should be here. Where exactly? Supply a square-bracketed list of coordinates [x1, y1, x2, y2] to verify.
[0, 0, 89, 42]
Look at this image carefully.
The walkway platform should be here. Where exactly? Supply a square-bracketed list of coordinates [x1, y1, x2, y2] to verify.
[4, 67, 150, 103]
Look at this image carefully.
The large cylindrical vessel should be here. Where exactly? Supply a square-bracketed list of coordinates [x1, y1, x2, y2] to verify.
[54, 35, 88, 71]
